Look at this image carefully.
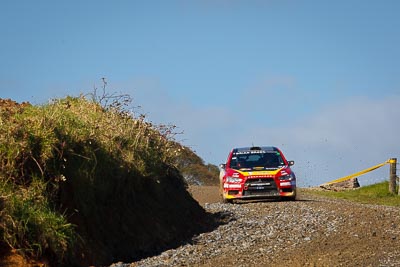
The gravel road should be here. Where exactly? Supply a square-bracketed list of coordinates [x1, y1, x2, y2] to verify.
[111, 186, 400, 267]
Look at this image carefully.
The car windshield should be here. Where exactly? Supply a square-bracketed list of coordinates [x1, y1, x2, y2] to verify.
[229, 151, 285, 170]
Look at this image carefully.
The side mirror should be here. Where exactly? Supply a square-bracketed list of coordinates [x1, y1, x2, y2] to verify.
[219, 163, 226, 169]
[288, 160, 295, 166]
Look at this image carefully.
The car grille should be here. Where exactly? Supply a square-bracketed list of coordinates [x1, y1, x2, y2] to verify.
[243, 178, 278, 196]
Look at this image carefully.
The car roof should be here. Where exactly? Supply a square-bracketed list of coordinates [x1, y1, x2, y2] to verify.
[232, 146, 279, 153]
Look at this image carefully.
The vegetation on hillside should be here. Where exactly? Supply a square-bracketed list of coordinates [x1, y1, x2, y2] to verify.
[173, 142, 219, 185]
[303, 182, 400, 207]
[0, 93, 217, 266]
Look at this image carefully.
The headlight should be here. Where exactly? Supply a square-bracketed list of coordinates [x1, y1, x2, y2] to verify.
[226, 176, 243, 183]
[279, 173, 295, 180]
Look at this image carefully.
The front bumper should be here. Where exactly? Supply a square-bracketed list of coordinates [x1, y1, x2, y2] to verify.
[223, 178, 296, 200]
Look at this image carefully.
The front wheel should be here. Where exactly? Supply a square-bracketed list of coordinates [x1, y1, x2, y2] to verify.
[283, 196, 296, 201]
[222, 197, 234, 204]
[283, 191, 297, 201]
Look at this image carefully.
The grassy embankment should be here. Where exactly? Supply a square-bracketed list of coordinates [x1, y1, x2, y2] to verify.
[0, 95, 215, 266]
[303, 181, 400, 207]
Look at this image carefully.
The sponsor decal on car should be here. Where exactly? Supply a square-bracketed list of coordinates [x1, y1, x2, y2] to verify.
[223, 183, 242, 189]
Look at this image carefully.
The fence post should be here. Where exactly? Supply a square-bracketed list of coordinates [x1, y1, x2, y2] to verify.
[389, 158, 397, 194]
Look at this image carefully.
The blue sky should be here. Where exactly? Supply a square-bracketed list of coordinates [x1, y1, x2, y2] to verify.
[1, 0, 400, 186]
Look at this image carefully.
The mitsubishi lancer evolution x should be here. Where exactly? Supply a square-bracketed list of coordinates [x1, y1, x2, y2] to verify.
[219, 146, 296, 203]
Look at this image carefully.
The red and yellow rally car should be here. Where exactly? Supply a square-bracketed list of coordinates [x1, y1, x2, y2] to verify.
[219, 146, 296, 203]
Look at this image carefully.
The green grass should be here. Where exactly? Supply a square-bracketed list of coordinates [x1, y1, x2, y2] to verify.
[0, 95, 185, 264]
[303, 181, 400, 207]
[0, 176, 75, 259]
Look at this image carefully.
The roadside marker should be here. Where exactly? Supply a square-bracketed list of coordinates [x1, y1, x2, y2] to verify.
[320, 159, 391, 187]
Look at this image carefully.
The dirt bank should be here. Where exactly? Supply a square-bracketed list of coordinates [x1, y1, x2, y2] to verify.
[0, 98, 219, 266]
[188, 185, 221, 206]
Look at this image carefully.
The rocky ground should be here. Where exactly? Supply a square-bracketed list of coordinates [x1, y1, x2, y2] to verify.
[112, 186, 400, 267]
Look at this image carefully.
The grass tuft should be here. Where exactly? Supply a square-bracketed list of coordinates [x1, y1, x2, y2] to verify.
[0, 176, 75, 259]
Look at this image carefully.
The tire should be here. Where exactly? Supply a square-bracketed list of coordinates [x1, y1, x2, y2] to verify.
[283, 191, 297, 201]
[222, 197, 234, 204]
[284, 196, 296, 201]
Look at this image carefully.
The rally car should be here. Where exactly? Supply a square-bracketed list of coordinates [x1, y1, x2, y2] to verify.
[219, 146, 296, 203]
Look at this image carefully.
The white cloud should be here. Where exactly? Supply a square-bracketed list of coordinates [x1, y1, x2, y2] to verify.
[183, 95, 399, 187]
[123, 77, 400, 187]
[237, 95, 400, 186]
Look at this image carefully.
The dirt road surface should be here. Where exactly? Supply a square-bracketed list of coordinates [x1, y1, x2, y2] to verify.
[123, 186, 400, 267]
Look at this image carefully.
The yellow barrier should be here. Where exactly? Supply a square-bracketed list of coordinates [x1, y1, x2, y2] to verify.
[320, 159, 391, 186]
